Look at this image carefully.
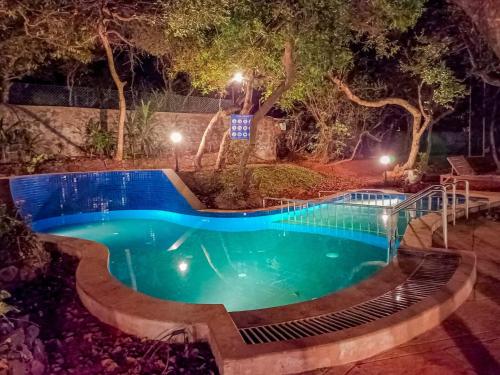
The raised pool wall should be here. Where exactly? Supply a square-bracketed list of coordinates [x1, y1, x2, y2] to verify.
[9, 170, 201, 222]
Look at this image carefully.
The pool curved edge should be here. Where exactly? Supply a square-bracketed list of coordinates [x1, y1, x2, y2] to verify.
[37, 233, 231, 341]
[38, 231, 476, 375]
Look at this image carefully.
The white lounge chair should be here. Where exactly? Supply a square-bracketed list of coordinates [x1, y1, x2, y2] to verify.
[440, 155, 500, 184]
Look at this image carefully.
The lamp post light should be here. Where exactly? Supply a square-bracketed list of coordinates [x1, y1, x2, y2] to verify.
[230, 71, 245, 104]
[232, 71, 244, 83]
[379, 155, 392, 185]
[170, 131, 183, 172]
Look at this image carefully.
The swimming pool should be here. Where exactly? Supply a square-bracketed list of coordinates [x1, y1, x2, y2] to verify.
[10, 170, 409, 312]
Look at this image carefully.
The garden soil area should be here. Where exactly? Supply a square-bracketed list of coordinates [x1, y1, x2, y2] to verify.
[4, 251, 218, 375]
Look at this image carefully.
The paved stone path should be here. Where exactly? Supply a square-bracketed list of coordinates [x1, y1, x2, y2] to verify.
[302, 216, 500, 375]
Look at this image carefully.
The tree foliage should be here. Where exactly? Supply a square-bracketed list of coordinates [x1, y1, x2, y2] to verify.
[451, 0, 500, 60]
[0, 0, 94, 101]
[333, 26, 467, 171]
[169, 0, 426, 107]
[400, 36, 466, 108]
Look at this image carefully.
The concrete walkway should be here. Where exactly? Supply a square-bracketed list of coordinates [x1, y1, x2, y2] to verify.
[302, 215, 500, 375]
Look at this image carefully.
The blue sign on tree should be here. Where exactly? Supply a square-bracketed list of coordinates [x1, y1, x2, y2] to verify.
[230, 114, 253, 140]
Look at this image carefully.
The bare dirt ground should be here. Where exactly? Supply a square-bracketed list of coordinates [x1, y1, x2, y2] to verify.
[298, 158, 387, 188]
[2, 154, 385, 187]
[6, 253, 218, 375]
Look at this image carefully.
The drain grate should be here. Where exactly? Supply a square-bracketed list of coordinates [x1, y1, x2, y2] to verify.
[238, 253, 459, 345]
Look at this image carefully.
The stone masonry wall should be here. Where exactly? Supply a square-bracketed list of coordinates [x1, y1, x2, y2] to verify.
[0, 105, 281, 161]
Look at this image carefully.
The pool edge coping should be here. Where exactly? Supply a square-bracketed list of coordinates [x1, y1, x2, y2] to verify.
[38, 232, 476, 375]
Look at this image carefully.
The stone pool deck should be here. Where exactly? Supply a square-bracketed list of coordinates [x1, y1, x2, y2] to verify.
[303, 216, 500, 375]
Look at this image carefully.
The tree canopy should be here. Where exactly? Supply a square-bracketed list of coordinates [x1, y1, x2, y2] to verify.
[170, 0, 427, 107]
[2, 0, 496, 177]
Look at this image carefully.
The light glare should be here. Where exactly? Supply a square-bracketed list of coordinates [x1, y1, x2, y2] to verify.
[178, 261, 188, 272]
[379, 155, 391, 165]
[232, 72, 244, 83]
[170, 131, 182, 143]
[381, 213, 389, 224]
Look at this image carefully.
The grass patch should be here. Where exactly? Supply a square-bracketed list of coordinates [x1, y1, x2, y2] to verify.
[251, 164, 325, 197]
[179, 164, 332, 209]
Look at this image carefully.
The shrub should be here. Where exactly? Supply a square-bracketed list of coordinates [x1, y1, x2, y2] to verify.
[180, 165, 328, 209]
[0, 117, 41, 163]
[84, 118, 115, 158]
[0, 290, 16, 316]
[125, 100, 163, 159]
[0, 205, 49, 285]
[23, 153, 49, 174]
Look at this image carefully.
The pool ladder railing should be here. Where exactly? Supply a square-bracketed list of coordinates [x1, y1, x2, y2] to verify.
[387, 180, 470, 252]
[263, 195, 395, 238]
[264, 181, 471, 255]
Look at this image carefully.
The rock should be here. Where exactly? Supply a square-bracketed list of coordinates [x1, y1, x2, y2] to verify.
[6, 328, 25, 348]
[32, 338, 46, 362]
[0, 266, 18, 283]
[101, 358, 119, 373]
[19, 266, 37, 282]
[26, 325, 40, 346]
[30, 359, 45, 375]
[10, 359, 26, 375]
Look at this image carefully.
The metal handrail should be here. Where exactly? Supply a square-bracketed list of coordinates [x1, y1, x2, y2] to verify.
[453, 179, 470, 220]
[262, 197, 308, 208]
[267, 181, 472, 253]
[318, 190, 337, 197]
[440, 176, 471, 220]
[389, 184, 449, 249]
[392, 184, 441, 212]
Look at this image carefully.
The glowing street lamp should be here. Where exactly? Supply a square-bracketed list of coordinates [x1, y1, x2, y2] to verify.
[170, 131, 183, 172]
[379, 154, 392, 184]
[170, 131, 182, 144]
[232, 71, 245, 83]
[380, 155, 391, 166]
[230, 72, 245, 103]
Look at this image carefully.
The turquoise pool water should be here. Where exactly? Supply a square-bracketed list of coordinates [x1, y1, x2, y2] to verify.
[41, 206, 396, 312]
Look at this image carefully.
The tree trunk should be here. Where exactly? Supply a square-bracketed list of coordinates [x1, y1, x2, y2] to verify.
[452, 0, 500, 60]
[241, 73, 254, 115]
[214, 73, 255, 171]
[238, 41, 295, 187]
[215, 130, 230, 170]
[1, 79, 12, 104]
[331, 76, 429, 172]
[99, 25, 126, 161]
[490, 100, 500, 170]
[405, 130, 421, 171]
[422, 124, 433, 169]
[194, 106, 239, 170]
[351, 131, 382, 161]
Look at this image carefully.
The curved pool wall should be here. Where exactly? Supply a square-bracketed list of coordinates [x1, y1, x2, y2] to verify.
[9, 169, 406, 313]
[9, 170, 197, 222]
[10, 169, 407, 222]
[9, 169, 412, 254]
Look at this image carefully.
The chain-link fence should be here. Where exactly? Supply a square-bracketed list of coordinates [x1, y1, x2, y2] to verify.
[8, 82, 233, 113]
